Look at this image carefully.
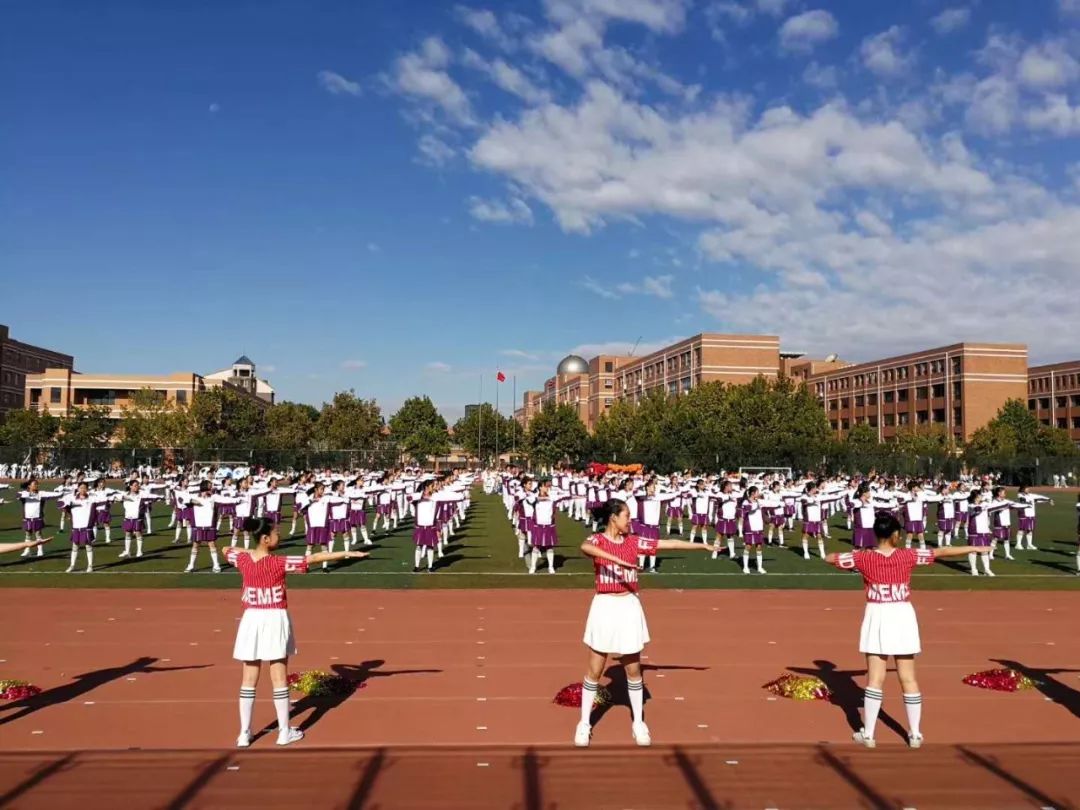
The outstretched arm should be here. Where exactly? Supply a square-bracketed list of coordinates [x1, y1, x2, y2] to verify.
[932, 545, 990, 559]
[307, 550, 369, 564]
[657, 539, 716, 552]
[0, 538, 49, 555]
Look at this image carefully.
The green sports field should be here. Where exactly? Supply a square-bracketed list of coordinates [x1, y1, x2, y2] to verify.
[1, 484, 1077, 590]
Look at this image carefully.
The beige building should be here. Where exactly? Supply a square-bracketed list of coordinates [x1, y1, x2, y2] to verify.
[1028, 360, 1080, 444]
[204, 356, 275, 404]
[803, 342, 1029, 443]
[0, 324, 74, 415]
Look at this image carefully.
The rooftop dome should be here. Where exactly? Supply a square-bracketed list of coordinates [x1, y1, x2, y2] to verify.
[233, 355, 254, 366]
[557, 354, 589, 375]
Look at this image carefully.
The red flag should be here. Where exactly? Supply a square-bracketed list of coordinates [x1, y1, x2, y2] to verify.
[496, 372, 506, 382]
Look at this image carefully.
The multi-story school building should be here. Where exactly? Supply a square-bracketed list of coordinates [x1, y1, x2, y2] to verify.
[515, 335, 1054, 445]
[1027, 361, 1080, 444]
[0, 324, 74, 416]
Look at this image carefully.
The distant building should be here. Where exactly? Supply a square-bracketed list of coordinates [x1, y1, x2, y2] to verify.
[0, 324, 74, 415]
[464, 404, 480, 418]
[1027, 360, 1080, 444]
[204, 356, 275, 404]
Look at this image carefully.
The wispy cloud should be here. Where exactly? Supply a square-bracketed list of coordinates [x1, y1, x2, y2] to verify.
[468, 195, 533, 224]
[585, 275, 675, 299]
[340, 360, 367, 370]
[317, 70, 362, 96]
[500, 349, 540, 361]
[778, 10, 838, 53]
[930, 7, 971, 35]
[581, 275, 619, 299]
[426, 361, 452, 373]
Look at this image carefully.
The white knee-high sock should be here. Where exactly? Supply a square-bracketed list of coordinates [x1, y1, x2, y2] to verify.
[863, 687, 883, 738]
[742, 550, 750, 572]
[1003, 537, 1013, 558]
[361, 526, 370, 544]
[581, 678, 598, 726]
[69, 547, 78, 568]
[627, 678, 644, 724]
[272, 686, 291, 733]
[530, 549, 539, 573]
[1075, 551, 1080, 573]
[188, 546, 198, 569]
[243, 532, 251, 550]
[818, 539, 826, 558]
[727, 539, 736, 558]
[174, 524, 182, 542]
[546, 549, 555, 571]
[756, 550, 764, 572]
[135, 533, 143, 556]
[968, 552, 977, 573]
[123, 533, 132, 556]
[801, 538, 810, 556]
[239, 686, 256, 733]
[209, 547, 220, 569]
[903, 692, 922, 737]
[103, 525, 111, 544]
[350, 527, 357, 546]
[85, 547, 93, 569]
[414, 547, 422, 568]
[980, 554, 993, 575]
[425, 548, 434, 569]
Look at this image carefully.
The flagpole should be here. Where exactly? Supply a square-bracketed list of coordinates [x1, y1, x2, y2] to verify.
[512, 375, 517, 463]
[495, 377, 500, 467]
[478, 375, 483, 468]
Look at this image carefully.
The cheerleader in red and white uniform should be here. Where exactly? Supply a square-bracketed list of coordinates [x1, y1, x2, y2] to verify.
[825, 513, 988, 749]
[574, 499, 713, 748]
[226, 516, 368, 748]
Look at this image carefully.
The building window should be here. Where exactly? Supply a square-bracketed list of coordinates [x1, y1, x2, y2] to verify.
[1040, 418, 1050, 426]
[951, 357, 961, 374]
[953, 382, 962, 400]
[932, 383, 945, 398]
[840, 398, 849, 409]
[898, 412, 910, 426]
[1073, 416, 1080, 429]
[829, 420, 838, 430]
[841, 418, 849, 430]
[868, 415, 878, 427]
[1073, 395, 1080, 407]
[854, 394, 864, 408]
[897, 389, 909, 402]
[933, 408, 945, 423]
[867, 393, 877, 406]
[917, 410, 929, 424]
[1057, 418, 1068, 429]
[1040, 398, 1050, 409]
[954, 408, 962, 425]
[884, 413, 895, 427]
[176, 390, 187, 405]
[884, 391, 894, 404]
[1028, 398, 1036, 410]
[604, 361, 613, 373]
[916, 387, 928, 400]
[50, 387, 61, 404]
[1057, 396, 1067, 408]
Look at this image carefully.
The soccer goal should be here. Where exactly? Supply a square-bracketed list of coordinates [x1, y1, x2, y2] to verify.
[189, 460, 251, 479]
[738, 466, 792, 481]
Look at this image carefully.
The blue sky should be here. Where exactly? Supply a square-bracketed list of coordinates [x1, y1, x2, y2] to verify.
[4, 0, 1080, 421]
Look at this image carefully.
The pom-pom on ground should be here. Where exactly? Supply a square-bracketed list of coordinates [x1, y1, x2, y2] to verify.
[0, 679, 41, 701]
[762, 674, 833, 701]
[962, 668, 1037, 692]
[287, 670, 366, 697]
[553, 682, 612, 708]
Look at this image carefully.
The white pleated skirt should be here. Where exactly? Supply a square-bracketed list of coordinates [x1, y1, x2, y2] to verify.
[233, 608, 297, 661]
[859, 602, 921, 656]
[583, 593, 650, 655]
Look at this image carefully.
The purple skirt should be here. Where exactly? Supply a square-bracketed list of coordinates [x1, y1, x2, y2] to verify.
[905, 520, 925, 534]
[413, 526, 439, 548]
[122, 518, 143, 533]
[306, 525, 331, 546]
[349, 509, 367, 527]
[94, 507, 111, 526]
[637, 524, 660, 540]
[264, 510, 281, 525]
[517, 516, 532, 534]
[179, 507, 194, 523]
[803, 521, 822, 537]
[970, 532, 992, 547]
[784, 504, 796, 517]
[852, 527, 876, 549]
[218, 503, 237, 516]
[691, 512, 709, 527]
[770, 511, 786, 527]
[715, 518, 737, 536]
[531, 524, 558, 549]
[743, 531, 764, 546]
[329, 518, 350, 534]
[376, 503, 394, 516]
[23, 517, 44, 532]
[1018, 517, 1035, 531]
[193, 527, 217, 543]
[71, 528, 94, 546]
[666, 505, 683, 518]
[937, 518, 955, 532]
[992, 527, 1009, 540]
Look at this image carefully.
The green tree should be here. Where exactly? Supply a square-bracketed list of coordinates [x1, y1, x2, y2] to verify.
[389, 396, 450, 461]
[525, 402, 590, 467]
[314, 391, 383, 450]
[189, 386, 267, 450]
[55, 406, 115, 449]
[844, 422, 879, 452]
[591, 399, 638, 462]
[116, 388, 194, 449]
[0, 408, 58, 452]
[454, 404, 522, 461]
[966, 398, 1076, 462]
[264, 402, 317, 450]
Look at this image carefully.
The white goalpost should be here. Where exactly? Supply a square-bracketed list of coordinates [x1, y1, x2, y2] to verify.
[738, 466, 793, 480]
[189, 460, 251, 478]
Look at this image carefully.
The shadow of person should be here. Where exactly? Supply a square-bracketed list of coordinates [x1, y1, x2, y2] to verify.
[787, 659, 908, 741]
[0, 656, 210, 727]
[253, 659, 443, 742]
[991, 658, 1080, 719]
[589, 662, 709, 727]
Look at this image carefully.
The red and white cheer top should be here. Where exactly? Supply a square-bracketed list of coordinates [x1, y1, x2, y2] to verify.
[832, 548, 934, 603]
[588, 532, 658, 595]
[225, 549, 308, 609]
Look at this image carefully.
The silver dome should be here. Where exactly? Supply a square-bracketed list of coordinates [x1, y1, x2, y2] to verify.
[557, 354, 589, 375]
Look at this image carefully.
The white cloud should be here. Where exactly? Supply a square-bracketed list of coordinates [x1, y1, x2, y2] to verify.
[426, 361, 453, 373]
[417, 134, 456, 167]
[778, 10, 838, 53]
[340, 360, 367, 370]
[860, 26, 915, 78]
[581, 275, 619, 298]
[964, 74, 1019, 133]
[570, 337, 684, 358]
[455, 6, 514, 49]
[802, 61, 838, 89]
[388, 37, 475, 124]
[616, 274, 675, 298]
[1017, 40, 1079, 88]
[1060, 0, 1080, 14]
[261, 364, 277, 373]
[500, 349, 541, 361]
[930, 7, 971, 35]
[462, 48, 550, 103]
[468, 195, 534, 224]
[317, 70, 362, 96]
[707, 0, 793, 30]
[1025, 93, 1080, 135]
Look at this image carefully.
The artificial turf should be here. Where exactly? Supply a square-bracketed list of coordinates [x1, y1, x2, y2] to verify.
[0, 483, 1077, 590]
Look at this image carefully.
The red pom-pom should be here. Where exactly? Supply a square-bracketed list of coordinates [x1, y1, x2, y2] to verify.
[552, 682, 611, 708]
[962, 669, 1035, 692]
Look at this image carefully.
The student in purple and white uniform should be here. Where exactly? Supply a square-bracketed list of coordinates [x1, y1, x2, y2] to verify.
[185, 481, 240, 573]
[931, 484, 959, 547]
[60, 483, 100, 573]
[737, 485, 768, 574]
[664, 481, 686, 537]
[260, 477, 293, 528]
[344, 479, 371, 547]
[1013, 485, 1052, 552]
[18, 479, 59, 558]
[54, 476, 75, 532]
[528, 479, 568, 574]
[289, 473, 313, 536]
[710, 480, 741, 561]
[325, 480, 352, 555]
[118, 479, 163, 559]
[90, 478, 116, 545]
[966, 490, 1012, 577]
[299, 481, 336, 571]
[171, 477, 195, 544]
[899, 481, 930, 550]
[637, 480, 675, 571]
[412, 481, 439, 572]
[850, 485, 879, 550]
[231, 477, 267, 550]
[798, 482, 831, 560]
[987, 486, 1024, 561]
[688, 481, 712, 545]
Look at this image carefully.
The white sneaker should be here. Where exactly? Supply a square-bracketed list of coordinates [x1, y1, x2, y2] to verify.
[852, 729, 876, 749]
[631, 721, 652, 746]
[236, 731, 251, 748]
[276, 728, 304, 746]
[742, 568, 750, 574]
[908, 733, 923, 749]
[970, 569, 979, 577]
[574, 721, 591, 747]
[212, 567, 222, 574]
[85, 567, 93, 573]
[20, 548, 30, 558]
[118, 551, 130, 559]
[184, 566, 194, 573]
[65, 566, 75, 573]
[757, 568, 767, 574]
[985, 570, 995, 577]
[803, 553, 810, 560]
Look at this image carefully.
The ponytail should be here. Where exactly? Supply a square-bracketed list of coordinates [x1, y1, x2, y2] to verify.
[590, 499, 628, 527]
[242, 517, 273, 542]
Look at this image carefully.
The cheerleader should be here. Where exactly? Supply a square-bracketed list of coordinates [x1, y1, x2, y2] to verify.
[185, 481, 240, 573]
[637, 480, 674, 571]
[217, 475, 238, 532]
[931, 484, 959, 547]
[59, 483, 100, 573]
[798, 482, 831, 560]
[576, 499, 714, 747]
[345, 479, 371, 547]
[708, 481, 743, 565]
[1013, 485, 1052, 551]
[412, 481, 439, 572]
[688, 481, 711, 544]
[850, 485, 879, 549]
[373, 486, 396, 535]
[528, 479, 566, 574]
[664, 480, 685, 537]
[289, 474, 313, 536]
[988, 486, 1023, 561]
[118, 480, 163, 559]
[226, 516, 368, 748]
[899, 481, 929, 550]
[966, 490, 1011, 576]
[299, 482, 336, 571]
[231, 478, 266, 550]
[325, 480, 352, 554]
[737, 485, 768, 574]
[261, 477, 293, 529]
[826, 513, 989, 749]
[171, 477, 194, 544]
[17, 480, 59, 557]
[55, 475, 75, 531]
[90, 478, 115, 545]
